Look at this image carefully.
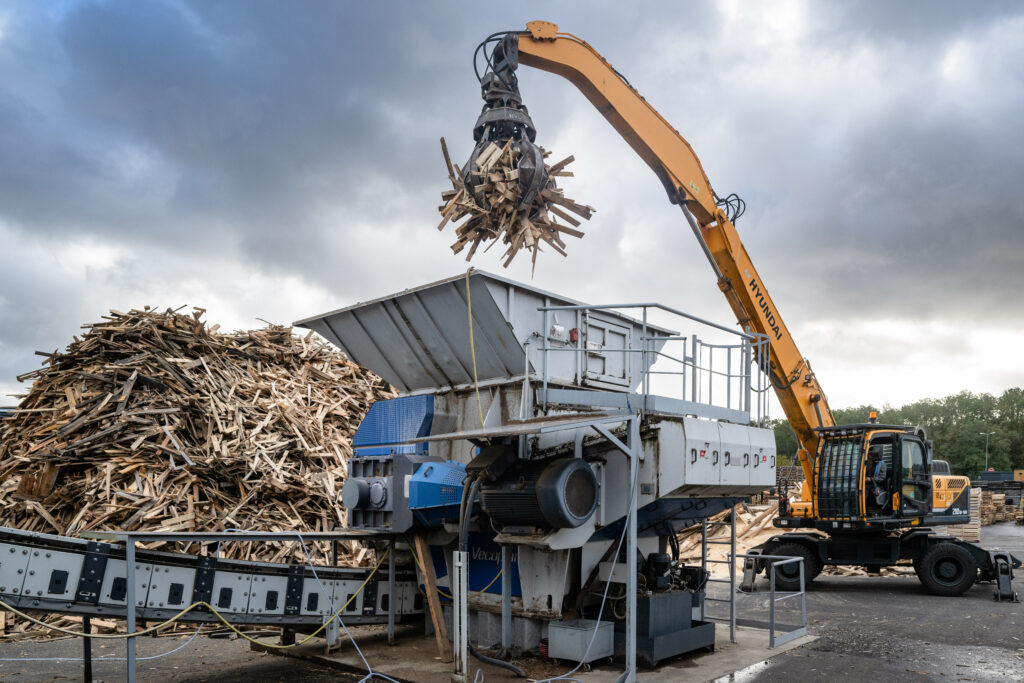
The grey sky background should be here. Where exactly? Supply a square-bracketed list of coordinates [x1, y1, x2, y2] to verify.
[1, 0, 1022, 411]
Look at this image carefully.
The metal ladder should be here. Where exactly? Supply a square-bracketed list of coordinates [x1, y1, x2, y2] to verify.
[700, 505, 737, 643]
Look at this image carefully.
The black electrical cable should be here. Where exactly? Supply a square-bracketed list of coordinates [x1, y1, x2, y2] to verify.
[469, 642, 527, 677]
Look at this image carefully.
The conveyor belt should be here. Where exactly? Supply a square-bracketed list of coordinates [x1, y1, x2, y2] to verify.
[0, 527, 423, 628]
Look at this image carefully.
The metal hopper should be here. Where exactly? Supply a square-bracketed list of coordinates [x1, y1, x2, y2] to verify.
[295, 270, 673, 395]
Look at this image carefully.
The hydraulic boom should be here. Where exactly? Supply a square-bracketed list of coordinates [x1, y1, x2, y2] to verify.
[501, 21, 834, 495]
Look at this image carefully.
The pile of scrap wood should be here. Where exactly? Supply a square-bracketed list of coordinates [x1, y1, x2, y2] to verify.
[821, 563, 915, 578]
[674, 500, 780, 576]
[0, 306, 392, 566]
[437, 138, 594, 271]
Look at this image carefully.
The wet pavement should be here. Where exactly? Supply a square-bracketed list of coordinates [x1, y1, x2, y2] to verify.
[732, 523, 1024, 682]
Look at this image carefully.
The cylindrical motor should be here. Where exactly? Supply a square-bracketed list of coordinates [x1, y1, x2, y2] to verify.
[342, 477, 389, 510]
[480, 458, 598, 530]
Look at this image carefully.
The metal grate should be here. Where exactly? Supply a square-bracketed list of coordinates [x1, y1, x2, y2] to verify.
[816, 435, 863, 519]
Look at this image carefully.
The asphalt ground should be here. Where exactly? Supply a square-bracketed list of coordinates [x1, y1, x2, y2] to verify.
[735, 522, 1024, 682]
[0, 523, 1020, 682]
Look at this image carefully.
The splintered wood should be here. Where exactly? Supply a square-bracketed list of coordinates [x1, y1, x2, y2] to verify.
[0, 307, 393, 566]
[674, 501, 781, 576]
[437, 137, 594, 271]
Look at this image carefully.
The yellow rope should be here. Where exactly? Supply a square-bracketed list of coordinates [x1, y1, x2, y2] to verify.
[0, 549, 388, 648]
[466, 268, 485, 428]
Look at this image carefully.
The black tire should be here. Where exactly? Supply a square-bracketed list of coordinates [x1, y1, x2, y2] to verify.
[766, 542, 820, 591]
[917, 542, 977, 596]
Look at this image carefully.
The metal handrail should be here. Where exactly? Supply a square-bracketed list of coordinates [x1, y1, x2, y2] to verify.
[732, 552, 808, 648]
[535, 302, 771, 424]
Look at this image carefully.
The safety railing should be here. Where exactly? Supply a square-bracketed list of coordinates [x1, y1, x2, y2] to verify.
[536, 302, 772, 425]
[732, 552, 808, 648]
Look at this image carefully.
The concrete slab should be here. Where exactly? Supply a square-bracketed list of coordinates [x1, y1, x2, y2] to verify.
[250, 620, 814, 682]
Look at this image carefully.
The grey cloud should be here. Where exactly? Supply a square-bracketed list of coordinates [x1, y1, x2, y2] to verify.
[1, 0, 1022, 405]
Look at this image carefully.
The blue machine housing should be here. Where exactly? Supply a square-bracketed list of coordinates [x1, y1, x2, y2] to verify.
[353, 395, 433, 457]
[409, 460, 466, 527]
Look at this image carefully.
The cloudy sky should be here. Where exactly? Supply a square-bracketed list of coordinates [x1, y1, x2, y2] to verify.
[1, 0, 1022, 413]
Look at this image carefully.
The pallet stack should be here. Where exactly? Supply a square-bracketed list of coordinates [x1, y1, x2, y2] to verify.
[947, 487, 982, 542]
[0, 307, 393, 565]
[1005, 504, 1020, 523]
[979, 490, 996, 525]
[992, 493, 1007, 522]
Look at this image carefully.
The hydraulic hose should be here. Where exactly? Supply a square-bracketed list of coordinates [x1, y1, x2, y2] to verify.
[469, 642, 526, 678]
[460, 477, 482, 552]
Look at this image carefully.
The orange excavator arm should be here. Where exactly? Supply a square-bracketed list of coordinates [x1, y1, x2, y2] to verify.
[512, 21, 835, 490]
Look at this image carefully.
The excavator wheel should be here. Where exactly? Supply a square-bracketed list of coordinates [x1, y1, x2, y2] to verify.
[766, 542, 820, 592]
[917, 542, 976, 596]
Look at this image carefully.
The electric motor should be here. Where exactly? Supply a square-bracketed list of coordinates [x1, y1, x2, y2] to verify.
[480, 457, 598, 530]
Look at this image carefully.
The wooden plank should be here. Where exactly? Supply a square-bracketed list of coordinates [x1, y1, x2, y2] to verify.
[414, 534, 452, 662]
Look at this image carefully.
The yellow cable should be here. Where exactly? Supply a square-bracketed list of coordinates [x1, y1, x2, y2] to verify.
[406, 538, 501, 599]
[466, 268, 485, 428]
[0, 549, 388, 648]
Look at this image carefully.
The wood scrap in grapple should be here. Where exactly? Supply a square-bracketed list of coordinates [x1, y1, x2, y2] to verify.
[437, 137, 594, 271]
[0, 307, 393, 567]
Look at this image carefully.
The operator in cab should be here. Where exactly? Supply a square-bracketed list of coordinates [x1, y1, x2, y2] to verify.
[867, 445, 888, 513]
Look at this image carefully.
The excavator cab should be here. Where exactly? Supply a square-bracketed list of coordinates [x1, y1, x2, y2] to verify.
[809, 423, 936, 530]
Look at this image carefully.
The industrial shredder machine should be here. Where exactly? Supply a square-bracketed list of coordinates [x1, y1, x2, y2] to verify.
[296, 269, 777, 670]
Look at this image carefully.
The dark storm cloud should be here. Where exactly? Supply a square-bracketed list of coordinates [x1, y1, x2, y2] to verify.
[0, 0, 1022, 404]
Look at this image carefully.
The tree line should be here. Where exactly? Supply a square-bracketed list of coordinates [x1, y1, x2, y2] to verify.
[771, 388, 1024, 477]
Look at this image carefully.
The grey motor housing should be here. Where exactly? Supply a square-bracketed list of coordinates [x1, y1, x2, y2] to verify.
[481, 458, 598, 530]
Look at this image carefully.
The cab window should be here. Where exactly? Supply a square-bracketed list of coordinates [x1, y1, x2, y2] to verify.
[901, 439, 929, 513]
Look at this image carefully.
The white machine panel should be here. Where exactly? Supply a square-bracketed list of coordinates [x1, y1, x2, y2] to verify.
[210, 570, 254, 614]
[718, 422, 752, 487]
[682, 417, 722, 489]
[300, 577, 337, 617]
[335, 579, 367, 616]
[145, 564, 196, 611]
[749, 426, 777, 488]
[247, 573, 289, 616]
[19, 548, 84, 603]
[0, 542, 33, 598]
[97, 559, 156, 610]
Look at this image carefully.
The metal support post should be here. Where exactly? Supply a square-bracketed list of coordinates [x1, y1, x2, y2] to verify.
[125, 541, 136, 683]
[388, 538, 396, 645]
[501, 545, 512, 653]
[624, 415, 640, 683]
[691, 335, 698, 403]
[742, 339, 751, 414]
[541, 308, 549, 410]
[700, 521, 707, 622]
[768, 565, 775, 647]
[82, 616, 92, 683]
[730, 506, 737, 643]
[726, 348, 732, 409]
[451, 550, 469, 683]
[641, 308, 648, 415]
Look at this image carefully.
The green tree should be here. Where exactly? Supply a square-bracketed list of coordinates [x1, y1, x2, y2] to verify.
[768, 388, 1024, 478]
[769, 419, 798, 466]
